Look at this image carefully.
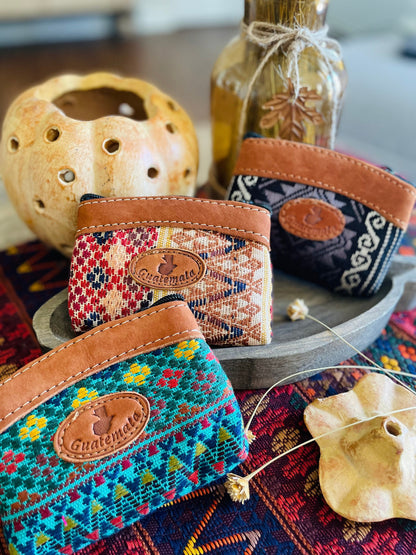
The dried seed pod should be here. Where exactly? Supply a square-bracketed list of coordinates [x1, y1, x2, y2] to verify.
[304, 373, 416, 522]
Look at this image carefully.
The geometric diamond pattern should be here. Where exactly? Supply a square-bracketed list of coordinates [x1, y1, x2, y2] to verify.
[68, 225, 272, 345]
[228, 174, 405, 296]
[0, 339, 248, 554]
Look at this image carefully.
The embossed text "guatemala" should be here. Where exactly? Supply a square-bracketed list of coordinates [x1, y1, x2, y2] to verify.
[54, 392, 150, 462]
[129, 248, 206, 290]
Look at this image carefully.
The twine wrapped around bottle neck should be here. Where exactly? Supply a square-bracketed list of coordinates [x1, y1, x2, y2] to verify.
[238, 20, 343, 149]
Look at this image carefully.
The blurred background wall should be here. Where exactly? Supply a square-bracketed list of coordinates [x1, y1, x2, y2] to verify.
[0, 0, 415, 182]
[0, 0, 415, 44]
[133, 0, 416, 36]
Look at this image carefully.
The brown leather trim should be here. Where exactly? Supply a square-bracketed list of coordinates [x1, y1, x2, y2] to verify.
[279, 198, 345, 241]
[54, 392, 151, 462]
[234, 139, 416, 230]
[129, 248, 206, 290]
[0, 301, 203, 434]
[75, 196, 271, 248]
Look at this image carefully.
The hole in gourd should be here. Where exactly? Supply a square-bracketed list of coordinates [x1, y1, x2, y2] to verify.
[385, 421, 401, 437]
[118, 102, 135, 117]
[34, 198, 45, 213]
[53, 88, 148, 121]
[147, 167, 159, 179]
[45, 127, 60, 142]
[184, 168, 192, 178]
[166, 122, 176, 134]
[8, 137, 19, 152]
[103, 138, 120, 154]
[167, 100, 177, 111]
[58, 169, 76, 184]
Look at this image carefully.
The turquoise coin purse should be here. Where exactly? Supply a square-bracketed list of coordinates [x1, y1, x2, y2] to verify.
[0, 298, 248, 554]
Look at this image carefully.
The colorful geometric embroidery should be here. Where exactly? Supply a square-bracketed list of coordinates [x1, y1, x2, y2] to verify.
[0, 451, 25, 475]
[228, 174, 405, 296]
[18, 415, 47, 442]
[174, 340, 199, 360]
[123, 364, 152, 386]
[0, 339, 248, 554]
[71, 388, 99, 409]
[68, 226, 272, 346]
[4, 240, 416, 553]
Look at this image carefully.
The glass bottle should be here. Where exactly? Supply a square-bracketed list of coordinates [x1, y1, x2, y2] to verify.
[210, 0, 347, 195]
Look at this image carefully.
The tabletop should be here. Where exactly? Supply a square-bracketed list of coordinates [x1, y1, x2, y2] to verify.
[1, 27, 416, 555]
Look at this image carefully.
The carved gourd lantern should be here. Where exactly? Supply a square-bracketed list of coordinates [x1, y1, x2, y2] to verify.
[0, 73, 199, 256]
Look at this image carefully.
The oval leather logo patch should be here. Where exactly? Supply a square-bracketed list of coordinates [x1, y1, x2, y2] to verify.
[129, 248, 206, 290]
[279, 198, 345, 241]
[54, 392, 150, 463]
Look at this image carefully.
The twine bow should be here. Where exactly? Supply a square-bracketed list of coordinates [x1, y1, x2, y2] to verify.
[238, 20, 343, 148]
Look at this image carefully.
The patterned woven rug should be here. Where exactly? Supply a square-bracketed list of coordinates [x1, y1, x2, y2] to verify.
[1, 241, 416, 554]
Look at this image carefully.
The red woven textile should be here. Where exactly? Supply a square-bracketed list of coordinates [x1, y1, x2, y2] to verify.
[1, 241, 416, 554]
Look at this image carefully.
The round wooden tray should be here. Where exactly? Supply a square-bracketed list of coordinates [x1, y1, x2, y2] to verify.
[33, 255, 416, 389]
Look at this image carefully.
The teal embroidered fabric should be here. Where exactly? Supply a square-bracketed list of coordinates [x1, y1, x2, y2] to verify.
[0, 338, 248, 554]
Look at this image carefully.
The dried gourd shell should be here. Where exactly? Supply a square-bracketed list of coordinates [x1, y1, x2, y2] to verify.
[304, 372, 416, 522]
[0, 72, 199, 257]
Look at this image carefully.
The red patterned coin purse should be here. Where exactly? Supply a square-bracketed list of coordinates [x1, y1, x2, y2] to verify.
[68, 195, 273, 346]
[0, 298, 248, 554]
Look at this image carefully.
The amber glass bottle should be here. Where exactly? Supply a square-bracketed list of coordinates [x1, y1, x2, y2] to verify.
[210, 0, 347, 195]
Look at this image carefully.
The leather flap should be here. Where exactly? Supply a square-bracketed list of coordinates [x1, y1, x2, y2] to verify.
[234, 138, 416, 230]
[0, 301, 203, 435]
[75, 196, 271, 248]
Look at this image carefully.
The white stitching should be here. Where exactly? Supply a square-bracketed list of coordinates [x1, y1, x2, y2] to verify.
[244, 139, 416, 194]
[76, 220, 269, 242]
[237, 167, 412, 227]
[0, 304, 183, 390]
[0, 327, 201, 423]
[237, 139, 416, 228]
[80, 196, 267, 213]
[55, 393, 149, 458]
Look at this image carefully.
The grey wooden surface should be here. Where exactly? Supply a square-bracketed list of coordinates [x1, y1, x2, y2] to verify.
[33, 255, 416, 389]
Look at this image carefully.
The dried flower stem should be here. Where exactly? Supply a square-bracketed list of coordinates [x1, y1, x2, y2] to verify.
[230, 402, 416, 504]
[228, 298, 416, 506]
[243, 404, 416, 484]
[304, 312, 416, 397]
[306, 313, 382, 369]
[244, 364, 416, 435]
